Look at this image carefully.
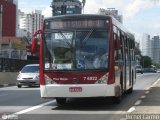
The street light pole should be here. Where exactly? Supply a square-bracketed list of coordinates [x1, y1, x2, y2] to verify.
[0, 5, 3, 52]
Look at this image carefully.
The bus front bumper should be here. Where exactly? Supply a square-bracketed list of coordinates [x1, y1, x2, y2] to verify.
[40, 84, 115, 98]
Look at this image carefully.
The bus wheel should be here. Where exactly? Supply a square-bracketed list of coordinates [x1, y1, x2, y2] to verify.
[127, 87, 133, 94]
[56, 98, 66, 106]
[113, 96, 121, 104]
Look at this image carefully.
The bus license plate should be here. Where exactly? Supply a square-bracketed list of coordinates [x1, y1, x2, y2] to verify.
[69, 87, 82, 92]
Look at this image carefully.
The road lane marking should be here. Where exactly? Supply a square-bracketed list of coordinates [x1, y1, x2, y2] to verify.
[144, 78, 160, 90]
[151, 78, 160, 87]
[140, 95, 146, 99]
[47, 110, 127, 114]
[145, 91, 150, 94]
[127, 107, 135, 113]
[134, 100, 142, 106]
[14, 100, 56, 115]
[12, 99, 127, 115]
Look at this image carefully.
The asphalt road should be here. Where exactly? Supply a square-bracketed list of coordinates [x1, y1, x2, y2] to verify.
[0, 73, 159, 120]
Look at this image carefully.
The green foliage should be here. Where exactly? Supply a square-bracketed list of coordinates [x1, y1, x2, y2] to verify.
[135, 47, 141, 55]
[153, 63, 160, 68]
[140, 56, 152, 68]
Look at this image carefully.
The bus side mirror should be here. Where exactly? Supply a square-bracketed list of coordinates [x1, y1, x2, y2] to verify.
[30, 30, 42, 54]
[31, 38, 39, 54]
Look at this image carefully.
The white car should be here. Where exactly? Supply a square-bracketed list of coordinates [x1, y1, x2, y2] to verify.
[16, 64, 39, 88]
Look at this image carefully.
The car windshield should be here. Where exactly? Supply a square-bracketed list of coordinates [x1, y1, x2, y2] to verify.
[44, 29, 109, 70]
[21, 66, 39, 73]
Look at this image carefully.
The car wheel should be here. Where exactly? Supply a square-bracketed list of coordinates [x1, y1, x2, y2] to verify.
[28, 85, 32, 87]
[17, 85, 22, 88]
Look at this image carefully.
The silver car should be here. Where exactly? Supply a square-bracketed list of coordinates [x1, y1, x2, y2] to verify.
[16, 64, 39, 88]
[136, 65, 143, 74]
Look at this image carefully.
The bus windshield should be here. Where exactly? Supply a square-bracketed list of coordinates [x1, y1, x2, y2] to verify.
[44, 29, 109, 70]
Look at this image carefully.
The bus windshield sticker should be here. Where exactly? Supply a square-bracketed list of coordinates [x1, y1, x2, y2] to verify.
[55, 32, 73, 40]
[56, 64, 72, 70]
[77, 60, 85, 69]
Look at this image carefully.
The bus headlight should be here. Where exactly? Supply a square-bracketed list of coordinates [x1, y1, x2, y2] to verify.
[45, 75, 57, 85]
[95, 73, 108, 84]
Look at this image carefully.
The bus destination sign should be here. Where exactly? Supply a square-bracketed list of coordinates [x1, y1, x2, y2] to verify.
[47, 19, 107, 29]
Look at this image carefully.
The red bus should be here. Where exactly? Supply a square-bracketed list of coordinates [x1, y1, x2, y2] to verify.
[32, 14, 136, 105]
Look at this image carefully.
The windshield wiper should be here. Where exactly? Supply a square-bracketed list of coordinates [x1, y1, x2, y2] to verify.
[80, 29, 94, 48]
[58, 31, 73, 48]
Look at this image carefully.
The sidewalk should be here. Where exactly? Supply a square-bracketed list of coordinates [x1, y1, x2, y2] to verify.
[130, 78, 160, 114]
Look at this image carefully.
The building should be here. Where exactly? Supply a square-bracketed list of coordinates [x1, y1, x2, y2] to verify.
[0, 36, 27, 60]
[98, 8, 123, 23]
[32, 10, 44, 36]
[18, 10, 44, 38]
[140, 33, 151, 57]
[0, 0, 16, 36]
[151, 36, 160, 64]
[18, 10, 32, 38]
[140, 34, 160, 64]
[51, 0, 82, 16]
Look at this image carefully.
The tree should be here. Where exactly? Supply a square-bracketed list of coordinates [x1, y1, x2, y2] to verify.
[140, 56, 152, 68]
[135, 47, 141, 55]
[82, 0, 86, 7]
[153, 63, 160, 68]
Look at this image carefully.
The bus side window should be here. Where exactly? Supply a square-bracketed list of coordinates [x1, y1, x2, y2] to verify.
[120, 32, 124, 61]
[125, 37, 129, 62]
[114, 33, 119, 61]
[117, 30, 121, 60]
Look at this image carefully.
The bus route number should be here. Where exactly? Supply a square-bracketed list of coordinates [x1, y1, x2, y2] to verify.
[83, 77, 97, 81]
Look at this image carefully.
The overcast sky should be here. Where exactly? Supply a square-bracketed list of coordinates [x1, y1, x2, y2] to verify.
[18, 0, 160, 42]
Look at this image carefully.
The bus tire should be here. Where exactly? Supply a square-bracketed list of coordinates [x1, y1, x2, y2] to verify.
[113, 96, 121, 104]
[127, 87, 133, 94]
[56, 98, 66, 106]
